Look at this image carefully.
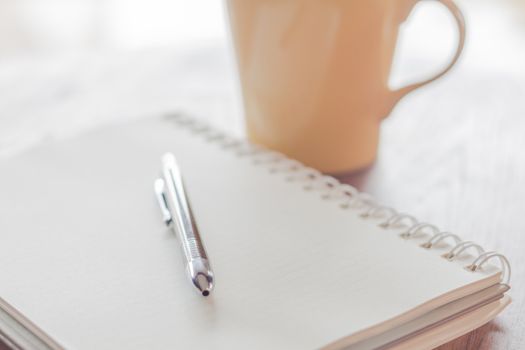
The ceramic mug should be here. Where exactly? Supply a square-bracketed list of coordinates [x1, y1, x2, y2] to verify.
[227, 0, 465, 173]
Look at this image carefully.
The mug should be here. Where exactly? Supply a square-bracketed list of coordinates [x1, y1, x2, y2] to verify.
[227, 0, 465, 173]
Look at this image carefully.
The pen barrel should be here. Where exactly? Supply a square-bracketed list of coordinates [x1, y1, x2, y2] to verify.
[162, 154, 210, 262]
[160, 153, 214, 296]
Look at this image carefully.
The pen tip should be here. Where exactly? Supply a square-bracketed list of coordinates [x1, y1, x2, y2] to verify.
[195, 274, 213, 297]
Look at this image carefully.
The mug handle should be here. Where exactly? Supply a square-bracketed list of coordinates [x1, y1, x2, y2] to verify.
[385, 0, 466, 117]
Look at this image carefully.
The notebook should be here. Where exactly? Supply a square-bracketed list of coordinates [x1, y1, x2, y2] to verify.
[0, 114, 511, 350]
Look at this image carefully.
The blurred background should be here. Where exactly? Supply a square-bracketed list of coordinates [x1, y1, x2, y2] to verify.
[1, 0, 524, 74]
[1, 0, 524, 157]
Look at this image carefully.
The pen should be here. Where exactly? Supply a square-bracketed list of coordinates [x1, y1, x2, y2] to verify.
[154, 153, 214, 296]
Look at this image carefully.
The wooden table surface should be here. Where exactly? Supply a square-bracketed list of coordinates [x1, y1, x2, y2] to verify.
[1, 12, 524, 348]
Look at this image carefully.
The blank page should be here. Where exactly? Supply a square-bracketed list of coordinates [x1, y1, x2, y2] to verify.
[0, 116, 501, 349]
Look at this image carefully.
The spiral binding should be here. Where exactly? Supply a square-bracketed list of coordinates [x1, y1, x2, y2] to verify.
[166, 112, 511, 285]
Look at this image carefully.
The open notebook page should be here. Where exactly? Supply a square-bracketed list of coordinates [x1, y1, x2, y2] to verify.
[0, 116, 501, 349]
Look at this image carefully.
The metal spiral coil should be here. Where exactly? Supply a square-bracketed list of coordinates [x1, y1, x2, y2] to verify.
[165, 112, 512, 285]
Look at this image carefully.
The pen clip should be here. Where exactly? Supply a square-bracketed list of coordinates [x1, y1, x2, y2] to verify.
[154, 178, 173, 226]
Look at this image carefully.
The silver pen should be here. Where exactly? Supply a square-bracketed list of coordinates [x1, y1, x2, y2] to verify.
[154, 153, 214, 296]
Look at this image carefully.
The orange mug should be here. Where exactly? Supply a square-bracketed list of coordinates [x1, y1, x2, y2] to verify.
[227, 0, 465, 173]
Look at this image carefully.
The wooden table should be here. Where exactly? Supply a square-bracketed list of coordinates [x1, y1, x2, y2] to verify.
[1, 22, 524, 350]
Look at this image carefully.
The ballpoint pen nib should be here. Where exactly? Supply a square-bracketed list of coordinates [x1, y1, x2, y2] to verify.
[195, 274, 212, 297]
